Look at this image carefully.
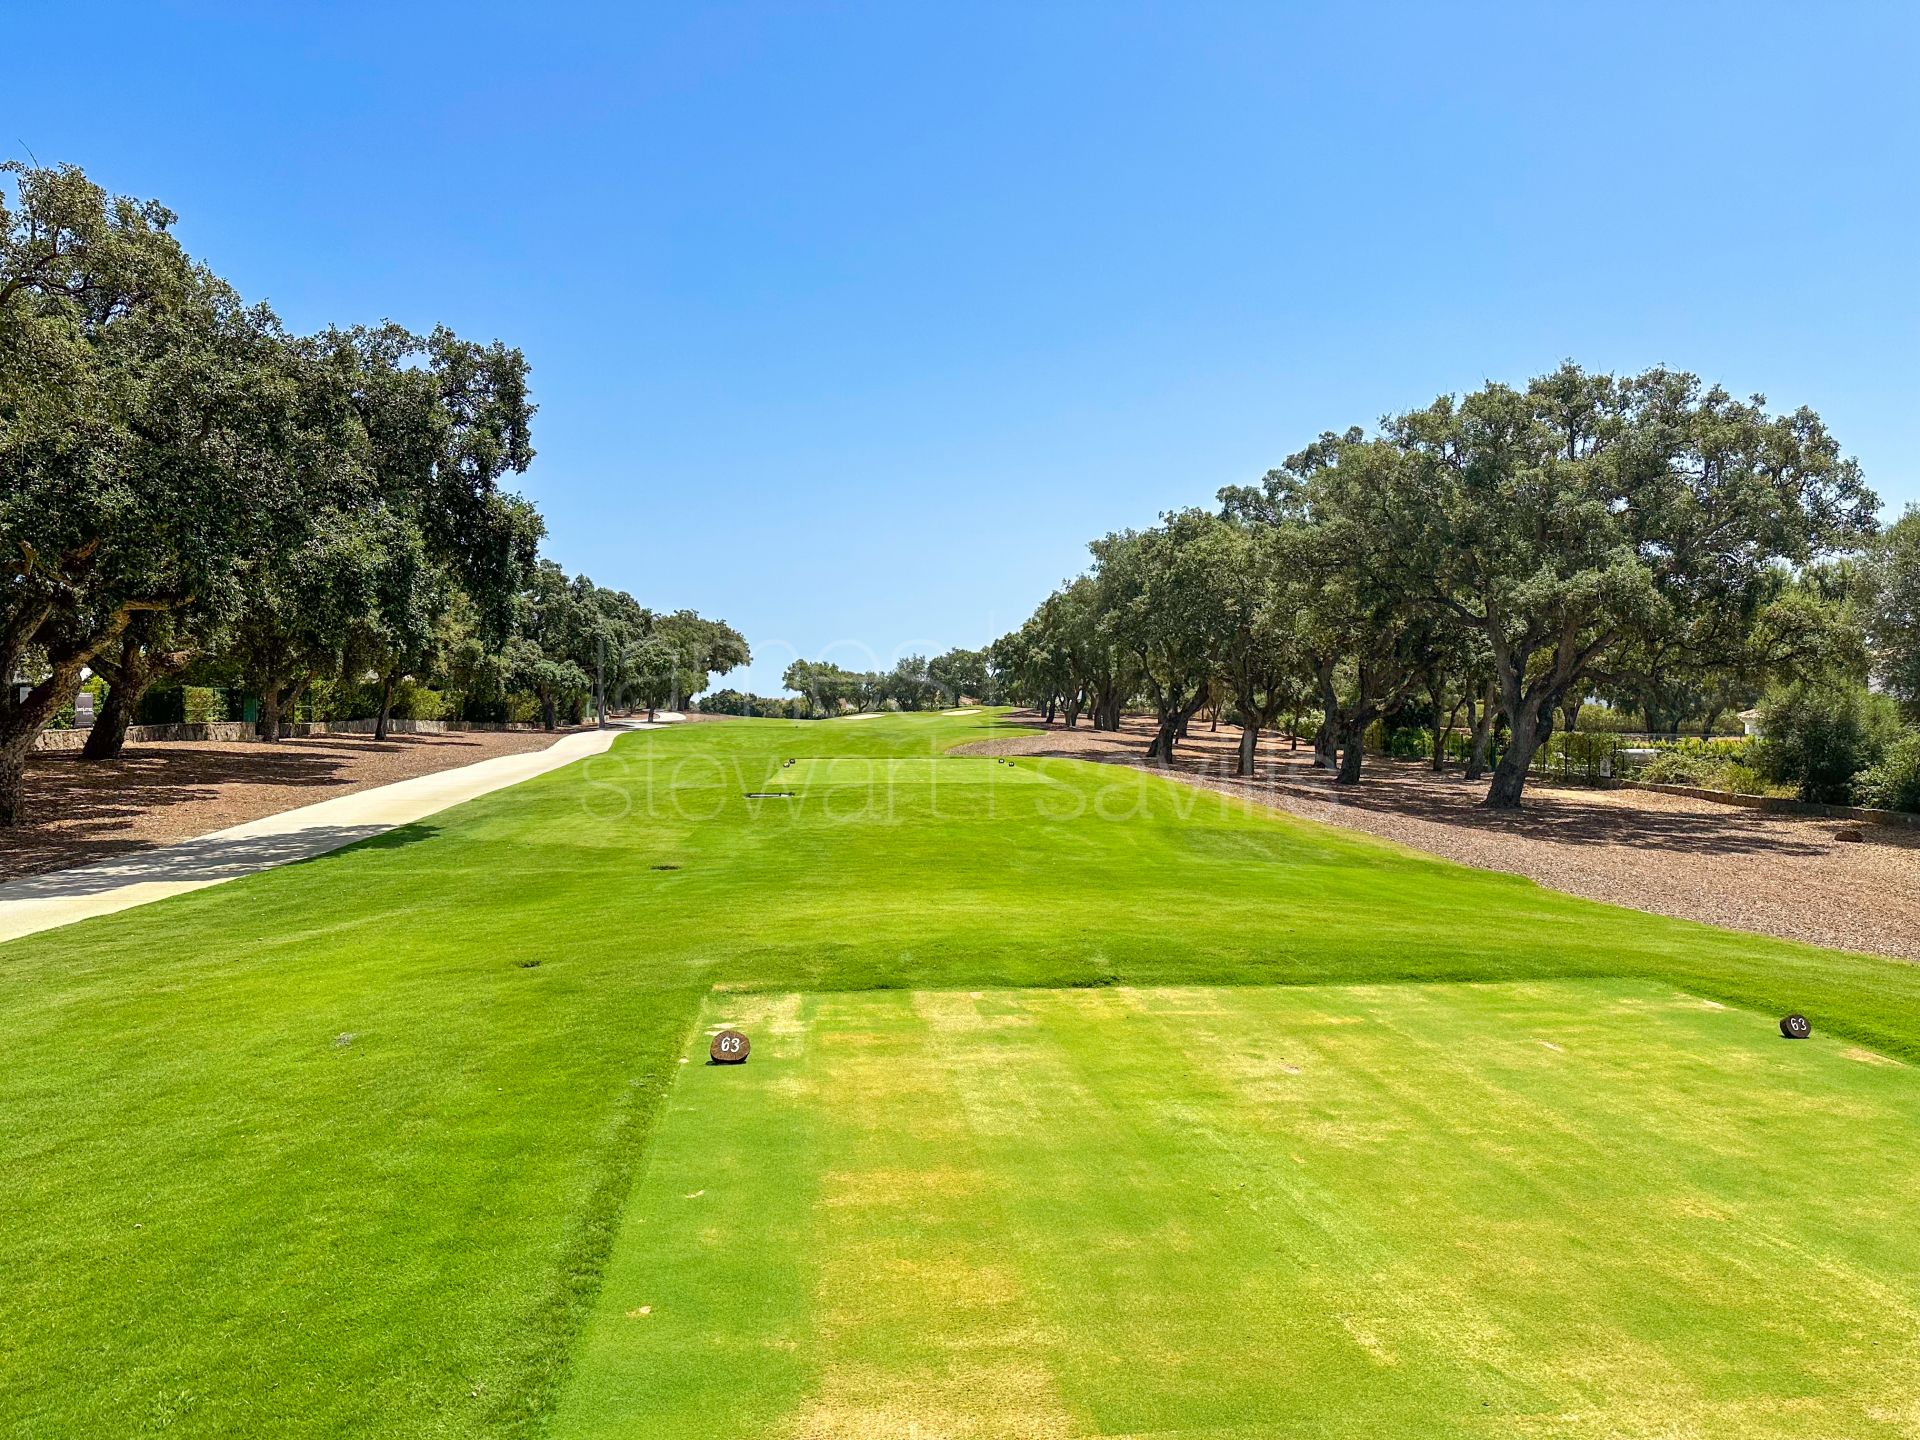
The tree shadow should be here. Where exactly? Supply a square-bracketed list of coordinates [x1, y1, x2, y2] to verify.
[0, 822, 444, 903]
[2, 734, 509, 883]
[989, 712, 1911, 861]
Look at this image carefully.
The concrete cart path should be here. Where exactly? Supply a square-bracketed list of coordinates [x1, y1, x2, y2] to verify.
[0, 721, 659, 947]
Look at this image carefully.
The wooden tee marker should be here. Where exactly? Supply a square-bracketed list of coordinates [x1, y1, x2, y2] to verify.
[1779, 1013, 1812, 1040]
[710, 1029, 751, 1064]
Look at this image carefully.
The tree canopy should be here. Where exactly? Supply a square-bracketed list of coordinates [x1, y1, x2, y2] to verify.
[996, 363, 1879, 808]
[0, 160, 749, 820]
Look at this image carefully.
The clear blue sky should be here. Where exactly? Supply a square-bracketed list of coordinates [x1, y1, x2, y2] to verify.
[16, 3, 1918, 695]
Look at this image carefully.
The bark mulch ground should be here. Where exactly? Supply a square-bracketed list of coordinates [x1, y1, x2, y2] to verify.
[1, 729, 578, 884]
[958, 712, 1920, 964]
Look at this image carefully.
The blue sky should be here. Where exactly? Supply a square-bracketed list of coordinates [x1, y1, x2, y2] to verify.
[16, 3, 1918, 695]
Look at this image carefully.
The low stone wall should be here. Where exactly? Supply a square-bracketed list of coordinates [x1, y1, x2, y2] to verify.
[1608, 779, 1920, 831]
[31, 716, 577, 751]
[33, 721, 256, 751]
[285, 718, 450, 737]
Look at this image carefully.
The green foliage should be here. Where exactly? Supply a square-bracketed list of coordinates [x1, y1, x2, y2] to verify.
[1011, 362, 1876, 806]
[1637, 750, 1727, 789]
[1, 159, 290, 776]
[1089, 509, 1234, 756]
[1863, 506, 1920, 712]
[182, 686, 223, 726]
[1384, 365, 1876, 804]
[1382, 724, 1429, 759]
[927, 647, 990, 704]
[388, 679, 448, 721]
[1577, 703, 1645, 733]
[698, 689, 798, 718]
[1755, 681, 1904, 803]
[1852, 731, 1920, 814]
[780, 657, 962, 715]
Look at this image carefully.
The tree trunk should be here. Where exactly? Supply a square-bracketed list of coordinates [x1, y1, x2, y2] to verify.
[1467, 682, 1499, 782]
[258, 685, 282, 741]
[81, 682, 138, 760]
[0, 739, 29, 828]
[1145, 720, 1178, 762]
[1335, 720, 1368, 785]
[1699, 708, 1720, 740]
[280, 676, 309, 740]
[1237, 724, 1259, 776]
[0, 662, 86, 824]
[374, 673, 396, 741]
[1484, 699, 1552, 809]
[1313, 703, 1340, 771]
[541, 694, 557, 731]
[1429, 694, 1446, 771]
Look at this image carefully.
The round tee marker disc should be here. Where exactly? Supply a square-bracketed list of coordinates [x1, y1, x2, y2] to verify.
[710, 1029, 751, 1064]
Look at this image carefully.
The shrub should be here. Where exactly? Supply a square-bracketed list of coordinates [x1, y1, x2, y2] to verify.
[1578, 704, 1642, 733]
[1755, 681, 1904, 804]
[390, 680, 448, 721]
[1638, 752, 1719, 787]
[1384, 725, 1429, 760]
[1716, 762, 1777, 797]
[182, 686, 223, 726]
[1853, 732, 1920, 814]
[303, 678, 351, 722]
[699, 689, 803, 718]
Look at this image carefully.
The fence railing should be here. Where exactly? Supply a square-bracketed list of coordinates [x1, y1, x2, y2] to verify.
[1381, 727, 1755, 789]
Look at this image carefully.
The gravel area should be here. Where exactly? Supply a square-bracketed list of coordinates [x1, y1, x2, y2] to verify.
[2, 729, 579, 883]
[958, 712, 1920, 963]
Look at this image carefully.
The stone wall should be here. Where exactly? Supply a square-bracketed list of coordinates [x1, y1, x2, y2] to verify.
[29, 717, 553, 751]
[1608, 779, 1920, 831]
[33, 721, 256, 751]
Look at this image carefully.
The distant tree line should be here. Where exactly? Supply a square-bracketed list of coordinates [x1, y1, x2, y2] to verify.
[0, 160, 745, 824]
[991, 364, 1920, 811]
[696, 650, 994, 718]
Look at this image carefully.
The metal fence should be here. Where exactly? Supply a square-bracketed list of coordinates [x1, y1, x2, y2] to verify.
[1408, 728, 1753, 788]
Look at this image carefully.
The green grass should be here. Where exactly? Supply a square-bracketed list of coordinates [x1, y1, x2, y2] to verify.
[3, 708, 1919, 1437]
[553, 981, 1920, 1438]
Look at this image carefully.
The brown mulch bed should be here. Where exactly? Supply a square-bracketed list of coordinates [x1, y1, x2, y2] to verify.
[1, 729, 578, 883]
[957, 712, 1920, 963]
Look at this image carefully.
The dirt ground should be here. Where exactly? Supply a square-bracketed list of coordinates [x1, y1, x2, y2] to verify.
[1, 729, 577, 883]
[959, 712, 1920, 963]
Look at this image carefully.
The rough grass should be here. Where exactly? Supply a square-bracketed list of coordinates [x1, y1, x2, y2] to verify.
[552, 982, 1920, 1439]
[3, 709, 1919, 1437]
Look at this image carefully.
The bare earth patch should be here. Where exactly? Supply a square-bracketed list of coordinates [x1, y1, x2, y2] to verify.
[2, 729, 579, 883]
[958, 712, 1920, 963]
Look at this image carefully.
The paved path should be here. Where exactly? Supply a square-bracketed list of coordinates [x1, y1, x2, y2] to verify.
[0, 722, 657, 946]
